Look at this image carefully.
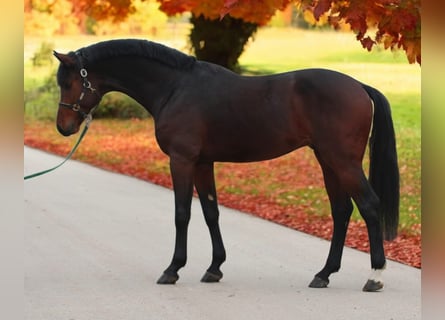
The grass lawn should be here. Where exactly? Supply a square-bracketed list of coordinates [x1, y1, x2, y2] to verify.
[24, 27, 421, 235]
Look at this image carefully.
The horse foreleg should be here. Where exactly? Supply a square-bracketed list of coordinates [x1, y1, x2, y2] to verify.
[194, 162, 226, 283]
[309, 155, 353, 288]
[157, 158, 194, 285]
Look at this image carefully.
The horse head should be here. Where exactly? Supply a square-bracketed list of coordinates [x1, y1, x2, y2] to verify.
[53, 51, 102, 136]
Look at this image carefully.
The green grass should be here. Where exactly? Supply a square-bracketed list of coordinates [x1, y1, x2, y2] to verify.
[24, 27, 421, 233]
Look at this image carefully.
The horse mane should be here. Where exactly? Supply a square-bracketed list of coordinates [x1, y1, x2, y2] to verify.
[75, 39, 196, 69]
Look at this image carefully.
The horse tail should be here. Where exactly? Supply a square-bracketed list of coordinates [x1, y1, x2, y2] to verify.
[362, 84, 400, 240]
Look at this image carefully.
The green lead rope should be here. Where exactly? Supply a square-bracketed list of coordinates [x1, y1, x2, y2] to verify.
[24, 118, 91, 180]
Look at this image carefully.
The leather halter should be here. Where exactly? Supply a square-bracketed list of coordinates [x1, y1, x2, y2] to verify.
[58, 52, 100, 119]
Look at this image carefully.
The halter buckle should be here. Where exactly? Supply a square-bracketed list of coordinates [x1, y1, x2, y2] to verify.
[83, 80, 92, 89]
[80, 68, 88, 78]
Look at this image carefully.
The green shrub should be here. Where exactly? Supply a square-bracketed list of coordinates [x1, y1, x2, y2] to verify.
[32, 41, 55, 67]
[24, 69, 59, 121]
[95, 93, 149, 119]
[24, 69, 150, 120]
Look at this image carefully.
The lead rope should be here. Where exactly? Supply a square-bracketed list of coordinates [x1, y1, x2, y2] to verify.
[24, 113, 93, 180]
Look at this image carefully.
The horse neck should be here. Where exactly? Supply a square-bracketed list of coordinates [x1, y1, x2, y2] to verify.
[93, 57, 184, 119]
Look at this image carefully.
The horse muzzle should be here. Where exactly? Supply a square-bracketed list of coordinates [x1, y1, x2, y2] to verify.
[57, 123, 79, 136]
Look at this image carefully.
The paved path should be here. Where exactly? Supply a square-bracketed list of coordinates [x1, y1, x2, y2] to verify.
[24, 147, 420, 320]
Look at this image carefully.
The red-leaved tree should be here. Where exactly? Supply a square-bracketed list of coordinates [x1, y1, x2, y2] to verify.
[294, 0, 421, 64]
[158, 0, 292, 70]
[159, 0, 291, 24]
[159, 0, 421, 66]
[26, 0, 420, 67]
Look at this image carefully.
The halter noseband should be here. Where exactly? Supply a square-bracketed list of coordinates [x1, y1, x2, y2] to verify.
[58, 52, 100, 120]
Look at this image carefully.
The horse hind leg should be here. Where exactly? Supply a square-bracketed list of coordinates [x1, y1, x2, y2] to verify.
[194, 162, 226, 283]
[350, 174, 386, 292]
[331, 163, 386, 292]
[309, 152, 354, 288]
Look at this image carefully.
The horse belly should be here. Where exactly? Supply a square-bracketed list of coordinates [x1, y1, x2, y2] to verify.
[201, 128, 307, 163]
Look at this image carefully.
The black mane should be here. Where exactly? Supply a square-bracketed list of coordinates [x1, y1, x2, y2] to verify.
[74, 39, 196, 69]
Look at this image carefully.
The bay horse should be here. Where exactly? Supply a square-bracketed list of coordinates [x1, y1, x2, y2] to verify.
[53, 39, 399, 292]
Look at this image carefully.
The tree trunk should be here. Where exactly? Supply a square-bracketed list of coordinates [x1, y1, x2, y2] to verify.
[189, 14, 258, 72]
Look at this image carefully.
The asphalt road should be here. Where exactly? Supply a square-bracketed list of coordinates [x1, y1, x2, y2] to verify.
[24, 146, 421, 320]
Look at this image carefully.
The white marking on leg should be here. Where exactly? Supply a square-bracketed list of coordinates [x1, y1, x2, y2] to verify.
[368, 268, 384, 282]
[368, 262, 386, 282]
[208, 194, 214, 201]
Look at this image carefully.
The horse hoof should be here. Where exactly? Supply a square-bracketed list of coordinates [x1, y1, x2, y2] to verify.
[201, 271, 223, 283]
[157, 272, 179, 285]
[308, 276, 329, 288]
[362, 279, 384, 292]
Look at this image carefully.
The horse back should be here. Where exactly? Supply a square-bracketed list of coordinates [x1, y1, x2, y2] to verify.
[156, 66, 372, 163]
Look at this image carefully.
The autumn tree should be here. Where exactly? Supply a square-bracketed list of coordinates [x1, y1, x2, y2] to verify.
[25, 0, 421, 67]
[158, 0, 421, 67]
[158, 0, 292, 70]
[24, 0, 137, 35]
[25, 0, 169, 37]
[292, 0, 421, 64]
[91, 0, 168, 36]
[24, 0, 80, 36]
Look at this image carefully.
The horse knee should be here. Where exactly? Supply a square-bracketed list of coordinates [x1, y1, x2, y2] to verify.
[204, 211, 220, 227]
[175, 208, 191, 228]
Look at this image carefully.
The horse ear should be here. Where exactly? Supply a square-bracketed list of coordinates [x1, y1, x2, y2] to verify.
[53, 51, 76, 66]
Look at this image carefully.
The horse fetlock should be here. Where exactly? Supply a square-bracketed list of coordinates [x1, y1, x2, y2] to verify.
[371, 259, 387, 271]
[213, 252, 226, 264]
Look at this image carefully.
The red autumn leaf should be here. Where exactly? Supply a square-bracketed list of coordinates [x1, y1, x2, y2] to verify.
[360, 36, 375, 51]
[313, 0, 331, 20]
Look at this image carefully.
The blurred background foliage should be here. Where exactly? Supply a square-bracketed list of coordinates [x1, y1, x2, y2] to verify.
[24, 0, 420, 120]
[24, 0, 326, 120]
